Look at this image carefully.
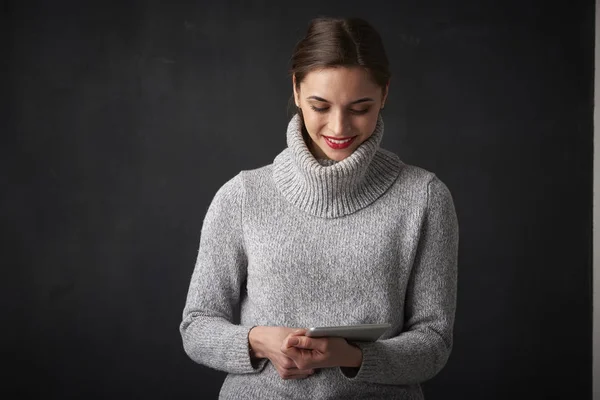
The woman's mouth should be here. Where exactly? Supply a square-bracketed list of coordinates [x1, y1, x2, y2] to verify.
[323, 135, 357, 150]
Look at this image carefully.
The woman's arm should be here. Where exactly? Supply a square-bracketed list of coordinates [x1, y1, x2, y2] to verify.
[179, 173, 267, 374]
[339, 176, 459, 385]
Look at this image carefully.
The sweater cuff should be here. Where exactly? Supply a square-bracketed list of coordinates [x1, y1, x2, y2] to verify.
[230, 325, 268, 374]
[338, 341, 380, 382]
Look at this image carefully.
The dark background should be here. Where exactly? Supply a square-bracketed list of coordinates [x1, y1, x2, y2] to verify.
[3, 0, 594, 399]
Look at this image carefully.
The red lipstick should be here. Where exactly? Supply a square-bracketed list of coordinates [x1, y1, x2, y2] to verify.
[323, 136, 357, 150]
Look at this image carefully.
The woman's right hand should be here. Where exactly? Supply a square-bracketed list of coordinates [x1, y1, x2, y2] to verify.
[249, 326, 315, 380]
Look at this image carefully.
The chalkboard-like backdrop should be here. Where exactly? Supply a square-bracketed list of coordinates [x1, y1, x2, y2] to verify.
[3, 0, 593, 398]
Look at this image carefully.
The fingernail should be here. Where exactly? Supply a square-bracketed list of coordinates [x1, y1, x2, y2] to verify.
[289, 338, 299, 346]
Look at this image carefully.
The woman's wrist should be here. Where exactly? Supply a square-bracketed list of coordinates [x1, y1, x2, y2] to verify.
[248, 326, 267, 359]
[344, 342, 363, 367]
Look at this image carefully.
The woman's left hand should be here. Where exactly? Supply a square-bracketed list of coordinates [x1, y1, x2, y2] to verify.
[280, 329, 363, 370]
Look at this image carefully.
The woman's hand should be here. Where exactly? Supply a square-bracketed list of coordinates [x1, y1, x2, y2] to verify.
[281, 329, 363, 370]
[248, 326, 315, 380]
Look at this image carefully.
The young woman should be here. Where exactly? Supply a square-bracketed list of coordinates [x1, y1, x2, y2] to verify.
[180, 16, 459, 399]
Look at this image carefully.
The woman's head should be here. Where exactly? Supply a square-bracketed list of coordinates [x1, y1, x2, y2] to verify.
[290, 17, 391, 161]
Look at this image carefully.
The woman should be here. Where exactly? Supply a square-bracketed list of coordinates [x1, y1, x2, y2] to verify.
[180, 16, 459, 399]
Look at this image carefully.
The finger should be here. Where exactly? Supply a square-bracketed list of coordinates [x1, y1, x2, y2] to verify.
[281, 346, 318, 370]
[276, 367, 315, 380]
[282, 335, 304, 349]
[280, 331, 306, 351]
[285, 335, 326, 352]
[277, 356, 297, 370]
[275, 365, 315, 379]
[281, 345, 303, 359]
[281, 342, 314, 360]
[282, 374, 311, 380]
[291, 374, 313, 380]
[281, 330, 308, 348]
[285, 367, 315, 375]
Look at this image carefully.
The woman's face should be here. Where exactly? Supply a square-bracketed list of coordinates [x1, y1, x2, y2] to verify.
[293, 66, 388, 162]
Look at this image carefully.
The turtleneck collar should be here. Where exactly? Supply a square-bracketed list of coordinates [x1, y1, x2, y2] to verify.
[272, 113, 402, 218]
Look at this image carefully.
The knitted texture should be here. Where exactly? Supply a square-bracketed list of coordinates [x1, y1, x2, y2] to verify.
[180, 114, 459, 399]
[273, 114, 402, 218]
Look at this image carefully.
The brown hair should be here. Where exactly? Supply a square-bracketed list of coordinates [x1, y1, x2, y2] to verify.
[288, 17, 391, 112]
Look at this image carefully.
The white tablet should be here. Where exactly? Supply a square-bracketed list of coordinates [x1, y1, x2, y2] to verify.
[306, 323, 391, 342]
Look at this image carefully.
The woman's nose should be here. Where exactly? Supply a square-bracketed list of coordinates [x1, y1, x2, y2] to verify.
[329, 110, 350, 136]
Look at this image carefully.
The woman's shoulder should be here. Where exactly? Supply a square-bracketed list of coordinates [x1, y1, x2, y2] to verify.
[211, 163, 275, 200]
[237, 162, 277, 189]
[240, 162, 274, 178]
[378, 149, 434, 185]
[381, 150, 452, 197]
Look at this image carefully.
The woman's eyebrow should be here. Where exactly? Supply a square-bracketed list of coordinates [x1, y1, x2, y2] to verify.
[306, 96, 375, 104]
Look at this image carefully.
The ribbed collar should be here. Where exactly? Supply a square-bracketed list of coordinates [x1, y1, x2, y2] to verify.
[272, 113, 402, 218]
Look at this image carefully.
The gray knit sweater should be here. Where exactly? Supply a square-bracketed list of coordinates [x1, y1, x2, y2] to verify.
[180, 113, 459, 399]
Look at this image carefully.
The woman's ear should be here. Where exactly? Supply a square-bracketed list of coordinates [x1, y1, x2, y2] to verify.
[292, 74, 300, 107]
[381, 79, 390, 107]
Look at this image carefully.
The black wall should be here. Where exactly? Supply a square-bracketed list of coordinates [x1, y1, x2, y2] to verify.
[3, 1, 594, 399]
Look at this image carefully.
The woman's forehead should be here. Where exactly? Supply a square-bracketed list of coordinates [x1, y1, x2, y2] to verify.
[300, 67, 381, 101]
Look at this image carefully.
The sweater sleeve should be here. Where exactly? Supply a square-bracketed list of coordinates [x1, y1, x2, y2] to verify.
[340, 176, 459, 385]
[179, 173, 268, 374]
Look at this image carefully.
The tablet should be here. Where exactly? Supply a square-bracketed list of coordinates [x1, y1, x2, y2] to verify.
[306, 323, 391, 342]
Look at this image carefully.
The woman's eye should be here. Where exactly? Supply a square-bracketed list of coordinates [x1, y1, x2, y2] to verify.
[309, 105, 370, 115]
[310, 105, 328, 113]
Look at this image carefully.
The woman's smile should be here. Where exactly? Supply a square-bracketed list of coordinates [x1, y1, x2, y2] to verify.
[322, 135, 357, 149]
